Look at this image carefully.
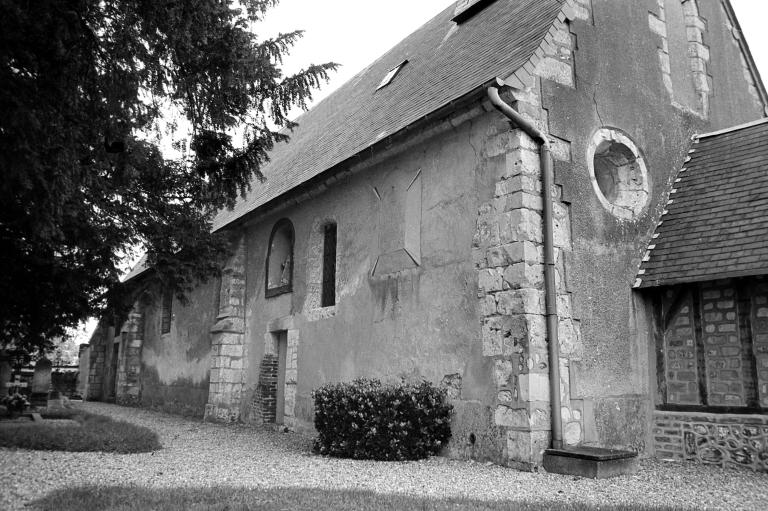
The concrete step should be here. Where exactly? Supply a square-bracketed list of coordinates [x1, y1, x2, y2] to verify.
[543, 446, 639, 478]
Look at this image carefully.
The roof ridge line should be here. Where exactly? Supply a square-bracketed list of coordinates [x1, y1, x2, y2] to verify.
[635, 134, 694, 288]
[696, 117, 768, 140]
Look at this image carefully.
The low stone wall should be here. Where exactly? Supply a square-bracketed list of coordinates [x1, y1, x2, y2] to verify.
[654, 410, 768, 472]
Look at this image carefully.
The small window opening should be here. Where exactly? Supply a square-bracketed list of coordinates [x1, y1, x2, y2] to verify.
[452, 0, 499, 24]
[594, 141, 639, 203]
[377, 60, 408, 90]
[588, 128, 650, 220]
[266, 219, 294, 298]
[321, 223, 337, 307]
[161, 289, 173, 335]
[137, 309, 145, 340]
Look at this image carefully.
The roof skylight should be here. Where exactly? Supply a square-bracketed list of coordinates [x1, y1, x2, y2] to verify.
[377, 60, 408, 90]
[452, 0, 498, 24]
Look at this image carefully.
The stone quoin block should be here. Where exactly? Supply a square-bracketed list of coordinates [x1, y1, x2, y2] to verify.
[503, 262, 545, 290]
[496, 289, 547, 316]
[519, 373, 551, 402]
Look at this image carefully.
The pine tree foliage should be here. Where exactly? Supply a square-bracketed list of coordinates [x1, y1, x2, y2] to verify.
[0, 0, 337, 354]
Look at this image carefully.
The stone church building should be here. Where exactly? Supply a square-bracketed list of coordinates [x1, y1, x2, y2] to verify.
[79, 0, 767, 470]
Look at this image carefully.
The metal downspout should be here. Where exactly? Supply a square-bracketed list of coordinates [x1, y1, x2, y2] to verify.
[487, 84, 564, 450]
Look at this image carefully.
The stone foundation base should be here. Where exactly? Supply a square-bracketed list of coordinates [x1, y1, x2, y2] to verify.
[204, 403, 240, 423]
[654, 410, 768, 472]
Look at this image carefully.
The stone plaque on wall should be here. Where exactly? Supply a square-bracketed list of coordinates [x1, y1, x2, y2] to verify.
[371, 169, 422, 277]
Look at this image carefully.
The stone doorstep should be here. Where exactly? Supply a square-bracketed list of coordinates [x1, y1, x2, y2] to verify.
[542, 446, 639, 479]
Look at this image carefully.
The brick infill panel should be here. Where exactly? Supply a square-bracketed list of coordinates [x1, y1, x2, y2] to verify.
[252, 354, 279, 424]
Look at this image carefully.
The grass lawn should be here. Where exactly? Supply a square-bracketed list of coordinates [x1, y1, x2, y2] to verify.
[0, 408, 160, 453]
[30, 486, 684, 511]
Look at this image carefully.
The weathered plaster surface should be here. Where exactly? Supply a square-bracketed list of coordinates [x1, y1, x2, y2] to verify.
[700, 0, 768, 126]
[139, 281, 218, 416]
[540, 0, 764, 455]
[239, 106, 498, 451]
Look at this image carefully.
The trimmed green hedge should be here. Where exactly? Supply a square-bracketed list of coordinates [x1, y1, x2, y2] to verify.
[312, 378, 452, 461]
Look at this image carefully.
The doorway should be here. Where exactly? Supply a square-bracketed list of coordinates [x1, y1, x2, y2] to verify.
[275, 331, 287, 424]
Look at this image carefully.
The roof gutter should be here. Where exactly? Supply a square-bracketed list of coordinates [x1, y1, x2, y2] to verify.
[487, 82, 563, 450]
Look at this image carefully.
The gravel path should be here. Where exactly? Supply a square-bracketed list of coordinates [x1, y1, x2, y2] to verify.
[1, 402, 766, 510]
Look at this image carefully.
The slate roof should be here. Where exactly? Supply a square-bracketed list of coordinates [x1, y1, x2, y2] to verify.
[212, 0, 565, 230]
[636, 118, 768, 289]
[123, 0, 565, 283]
[122, 254, 149, 282]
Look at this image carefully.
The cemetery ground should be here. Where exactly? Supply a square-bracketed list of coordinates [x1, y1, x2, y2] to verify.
[0, 407, 160, 453]
[1, 403, 766, 511]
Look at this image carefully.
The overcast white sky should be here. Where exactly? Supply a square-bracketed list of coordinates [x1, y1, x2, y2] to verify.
[260, 0, 768, 113]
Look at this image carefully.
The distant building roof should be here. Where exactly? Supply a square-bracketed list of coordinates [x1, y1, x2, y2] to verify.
[212, 0, 565, 230]
[636, 117, 768, 289]
[122, 254, 149, 282]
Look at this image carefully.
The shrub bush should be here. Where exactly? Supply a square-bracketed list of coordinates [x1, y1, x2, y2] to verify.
[312, 378, 452, 461]
[1, 392, 30, 415]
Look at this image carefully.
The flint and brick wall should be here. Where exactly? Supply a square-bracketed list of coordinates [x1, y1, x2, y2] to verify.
[751, 283, 768, 408]
[654, 411, 768, 472]
[661, 291, 700, 405]
[699, 284, 747, 406]
[656, 278, 768, 472]
[659, 279, 768, 410]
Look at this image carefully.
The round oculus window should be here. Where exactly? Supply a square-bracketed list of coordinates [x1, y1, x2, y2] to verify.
[587, 128, 650, 220]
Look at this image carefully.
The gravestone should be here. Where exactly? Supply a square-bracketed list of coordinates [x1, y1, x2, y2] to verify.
[0, 354, 11, 396]
[30, 357, 52, 408]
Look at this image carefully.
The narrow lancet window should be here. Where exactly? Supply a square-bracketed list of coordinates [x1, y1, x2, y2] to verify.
[161, 289, 173, 334]
[321, 223, 337, 307]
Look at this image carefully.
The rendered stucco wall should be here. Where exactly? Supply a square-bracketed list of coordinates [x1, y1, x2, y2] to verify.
[540, 0, 765, 455]
[139, 282, 218, 416]
[237, 103, 504, 459]
[700, 1, 767, 128]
